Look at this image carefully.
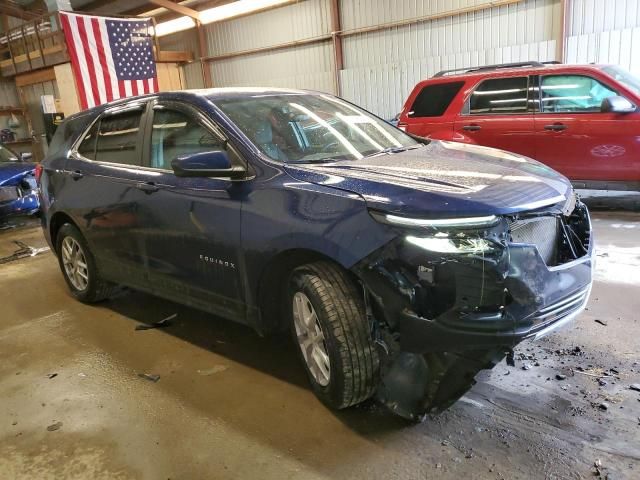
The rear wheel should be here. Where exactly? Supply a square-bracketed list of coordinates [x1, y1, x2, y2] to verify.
[289, 261, 379, 409]
[56, 223, 118, 303]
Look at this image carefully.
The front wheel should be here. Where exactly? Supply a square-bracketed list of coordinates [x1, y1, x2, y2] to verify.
[56, 223, 118, 303]
[289, 261, 379, 409]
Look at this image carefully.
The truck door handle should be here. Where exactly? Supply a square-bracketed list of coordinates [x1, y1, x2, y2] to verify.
[544, 123, 567, 131]
[462, 124, 482, 131]
[69, 170, 83, 180]
[136, 182, 159, 194]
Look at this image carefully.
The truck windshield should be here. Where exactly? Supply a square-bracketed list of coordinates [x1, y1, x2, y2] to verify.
[602, 65, 640, 94]
[214, 93, 419, 163]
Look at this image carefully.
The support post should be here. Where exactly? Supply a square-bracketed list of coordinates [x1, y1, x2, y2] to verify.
[330, 0, 343, 96]
[197, 20, 212, 88]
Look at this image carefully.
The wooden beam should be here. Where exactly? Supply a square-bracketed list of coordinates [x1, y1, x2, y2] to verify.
[156, 50, 194, 62]
[0, 2, 41, 21]
[147, 0, 201, 20]
[15, 66, 56, 87]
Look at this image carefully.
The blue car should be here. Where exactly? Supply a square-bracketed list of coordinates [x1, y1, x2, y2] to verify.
[39, 89, 594, 419]
[0, 143, 39, 221]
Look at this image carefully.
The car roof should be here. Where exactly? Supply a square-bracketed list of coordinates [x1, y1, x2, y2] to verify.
[64, 87, 318, 122]
[425, 63, 609, 83]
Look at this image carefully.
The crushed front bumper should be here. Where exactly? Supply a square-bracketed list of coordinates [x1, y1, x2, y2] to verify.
[353, 200, 594, 419]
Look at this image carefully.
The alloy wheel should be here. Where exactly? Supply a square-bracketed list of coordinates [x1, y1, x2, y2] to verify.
[61, 236, 89, 291]
[293, 291, 331, 386]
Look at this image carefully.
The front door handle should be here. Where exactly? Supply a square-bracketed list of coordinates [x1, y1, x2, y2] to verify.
[136, 182, 159, 194]
[544, 123, 567, 132]
[69, 170, 83, 180]
[462, 124, 482, 131]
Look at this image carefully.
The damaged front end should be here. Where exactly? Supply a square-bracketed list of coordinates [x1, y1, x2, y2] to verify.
[353, 196, 593, 420]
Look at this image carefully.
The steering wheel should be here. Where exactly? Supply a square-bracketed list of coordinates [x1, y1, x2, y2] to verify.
[323, 141, 340, 152]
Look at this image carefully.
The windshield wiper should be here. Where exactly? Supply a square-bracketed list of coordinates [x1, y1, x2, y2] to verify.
[364, 144, 423, 158]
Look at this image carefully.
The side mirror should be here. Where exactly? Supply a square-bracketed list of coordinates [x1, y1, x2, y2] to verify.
[171, 150, 245, 179]
[601, 96, 636, 114]
[20, 152, 33, 161]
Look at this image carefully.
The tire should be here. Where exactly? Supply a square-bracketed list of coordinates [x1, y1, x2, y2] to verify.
[289, 261, 379, 409]
[55, 223, 118, 303]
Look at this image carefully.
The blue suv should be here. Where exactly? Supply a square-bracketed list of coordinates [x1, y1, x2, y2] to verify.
[39, 89, 594, 420]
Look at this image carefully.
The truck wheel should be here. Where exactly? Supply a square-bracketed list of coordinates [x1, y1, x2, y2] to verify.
[289, 261, 379, 409]
[56, 223, 118, 303]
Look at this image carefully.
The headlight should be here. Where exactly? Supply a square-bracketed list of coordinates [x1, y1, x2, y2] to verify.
[406, 235, 495, 254]
[371, 211, 499, 229]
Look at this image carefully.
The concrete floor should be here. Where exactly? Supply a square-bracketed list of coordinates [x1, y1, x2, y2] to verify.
[1, 206, 639, 479]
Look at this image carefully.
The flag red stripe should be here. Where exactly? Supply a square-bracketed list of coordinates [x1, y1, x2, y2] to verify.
[118, 80, 127, 99]
[91, 18, 113, 103]
[132, 81, 138, 96]
[60, 14, 89, 110]
[76, 18, 100, 108]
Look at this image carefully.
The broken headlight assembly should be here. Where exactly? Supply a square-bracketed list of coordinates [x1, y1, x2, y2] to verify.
[369, 210, 501, 254]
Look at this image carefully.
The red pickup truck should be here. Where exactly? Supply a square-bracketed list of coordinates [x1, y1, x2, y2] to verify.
[398, 62, 640, 191]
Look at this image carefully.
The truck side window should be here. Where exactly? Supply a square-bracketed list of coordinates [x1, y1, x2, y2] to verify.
[469, 77, 529, 115]
[540, 75, 617, 113]
[409, 82, 465, 117]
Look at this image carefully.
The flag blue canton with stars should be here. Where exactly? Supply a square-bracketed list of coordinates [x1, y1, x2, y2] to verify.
[107, 19, 157, 81]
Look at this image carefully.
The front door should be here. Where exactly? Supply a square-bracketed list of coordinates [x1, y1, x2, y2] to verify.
[134, 102, 247, 322]
[534, 73, 640, 182]
[453, 75, 537, 159]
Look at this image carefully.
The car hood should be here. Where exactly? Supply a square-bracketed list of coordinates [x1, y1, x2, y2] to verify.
[283, 141, 573, 217]
[0, 162, 36, 186]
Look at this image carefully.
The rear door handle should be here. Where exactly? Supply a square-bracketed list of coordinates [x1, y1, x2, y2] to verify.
[69, 170, 83, 180]
[136, 182, 159, 194]
[462, 124, 482, 131]
[544, 123, 567, 131]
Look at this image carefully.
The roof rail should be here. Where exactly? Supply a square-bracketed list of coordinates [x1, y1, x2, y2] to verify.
[433, 61, 556, 78]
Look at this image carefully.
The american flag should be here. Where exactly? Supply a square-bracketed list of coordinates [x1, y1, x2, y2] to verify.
[60, 12, 159, 110]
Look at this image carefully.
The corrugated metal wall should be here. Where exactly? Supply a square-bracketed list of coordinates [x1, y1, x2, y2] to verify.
[341, 0, 560, 118]
[204, 0, 335, 93]
[565, 0, 640, 74]
[163, 0, 640, 118]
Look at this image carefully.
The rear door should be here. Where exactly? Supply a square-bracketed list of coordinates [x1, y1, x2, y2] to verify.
[401, 81, 465, 138]
[453, 76, 537, 159]
[132, 101, 247, 322]
[62, 102, 153, 289]
[533, 73, 640, 182]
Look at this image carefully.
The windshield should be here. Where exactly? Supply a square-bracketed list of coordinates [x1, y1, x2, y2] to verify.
[214, 93, 419, 163]
[0, 144, 18, 163]
[602, 65, 640, 94]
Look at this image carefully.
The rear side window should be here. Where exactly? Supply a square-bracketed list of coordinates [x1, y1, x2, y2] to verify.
[469, 77, 529, 115]
[77, 121, 98, 160]
[409, 82, 464, 117]
[95, 110, 144, 165]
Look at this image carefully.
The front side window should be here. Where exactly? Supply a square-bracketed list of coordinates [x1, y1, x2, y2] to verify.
[468, 77, 529, 115]
[94, 110, 143, 165]
[214, 94, 419, 163]
[150, 108, 225, 170]
[540, 75, 617, 113]
[409, 81, 464, 117]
